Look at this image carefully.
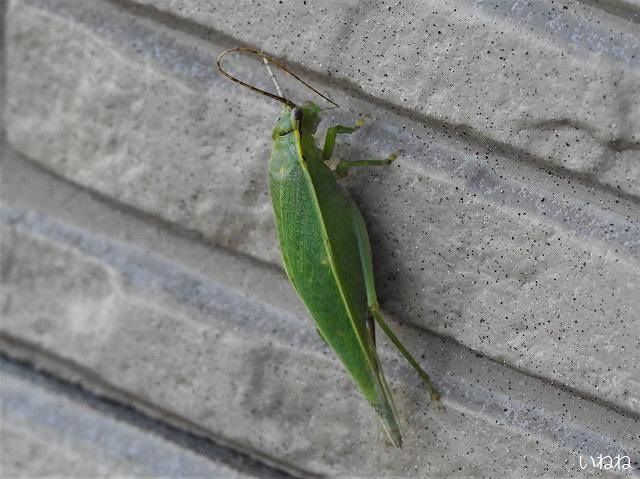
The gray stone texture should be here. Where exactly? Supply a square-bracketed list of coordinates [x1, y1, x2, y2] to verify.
[1, 363, 262, 478]
[134, 0, 640, 198]
[2, 153, 638, 477]
[6, 0, 640, 413]
[2, 0, 640, 476]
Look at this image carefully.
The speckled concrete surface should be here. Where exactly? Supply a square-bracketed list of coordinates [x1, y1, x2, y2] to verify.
[1, 152, 638, 477]
[0, 361, 278, 478]
[5, 0, 639, 415]
[2, 0, 639, 476]
[132, 0, 640, 197]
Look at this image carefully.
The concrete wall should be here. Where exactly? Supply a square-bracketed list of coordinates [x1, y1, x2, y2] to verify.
[1, 0, 639, 476]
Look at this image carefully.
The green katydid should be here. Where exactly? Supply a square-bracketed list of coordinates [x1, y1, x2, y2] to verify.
[217, 48, 439, 447]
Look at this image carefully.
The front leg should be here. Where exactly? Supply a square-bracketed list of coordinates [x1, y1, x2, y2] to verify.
[322, 119, 364, 161]
[335, 154, 397, 179]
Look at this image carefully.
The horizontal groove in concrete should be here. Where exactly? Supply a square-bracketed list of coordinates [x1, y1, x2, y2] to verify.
[7, 0, 640, 258]
[1, 150, 638, 476]
[20, 0, 640, 203]
[576, 0, 640, 24]
[0, 356, 297, 479]
[118, 0, 640, 194]
[5, 0, 640, 413]
[3, 0, 639, 474]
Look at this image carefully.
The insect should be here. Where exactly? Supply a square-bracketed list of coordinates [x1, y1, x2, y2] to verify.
[217, 48, 439, 447]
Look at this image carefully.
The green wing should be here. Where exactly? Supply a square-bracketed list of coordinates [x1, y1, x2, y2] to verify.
[269, 132, 403, 446]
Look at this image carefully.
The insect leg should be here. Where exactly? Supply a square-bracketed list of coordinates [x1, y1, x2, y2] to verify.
[335, 154, 397, 179]
[367, 315, 376, 347]
[322, 120, 364, 161]
[349, 198, 440, 402]
[370, 306, 440, 401]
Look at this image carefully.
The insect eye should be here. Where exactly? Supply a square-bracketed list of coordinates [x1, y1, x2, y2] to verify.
[292, 108, 303, 121]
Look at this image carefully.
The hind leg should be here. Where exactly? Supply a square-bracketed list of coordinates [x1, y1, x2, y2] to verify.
[348, 198, 440, 402]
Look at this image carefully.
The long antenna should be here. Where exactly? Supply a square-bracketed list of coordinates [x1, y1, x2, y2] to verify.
[262, 57, 283, 98]
[216, 48, 339, 109]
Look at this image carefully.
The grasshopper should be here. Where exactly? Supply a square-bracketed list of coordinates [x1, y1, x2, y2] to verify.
[217, 48, 438, 447]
